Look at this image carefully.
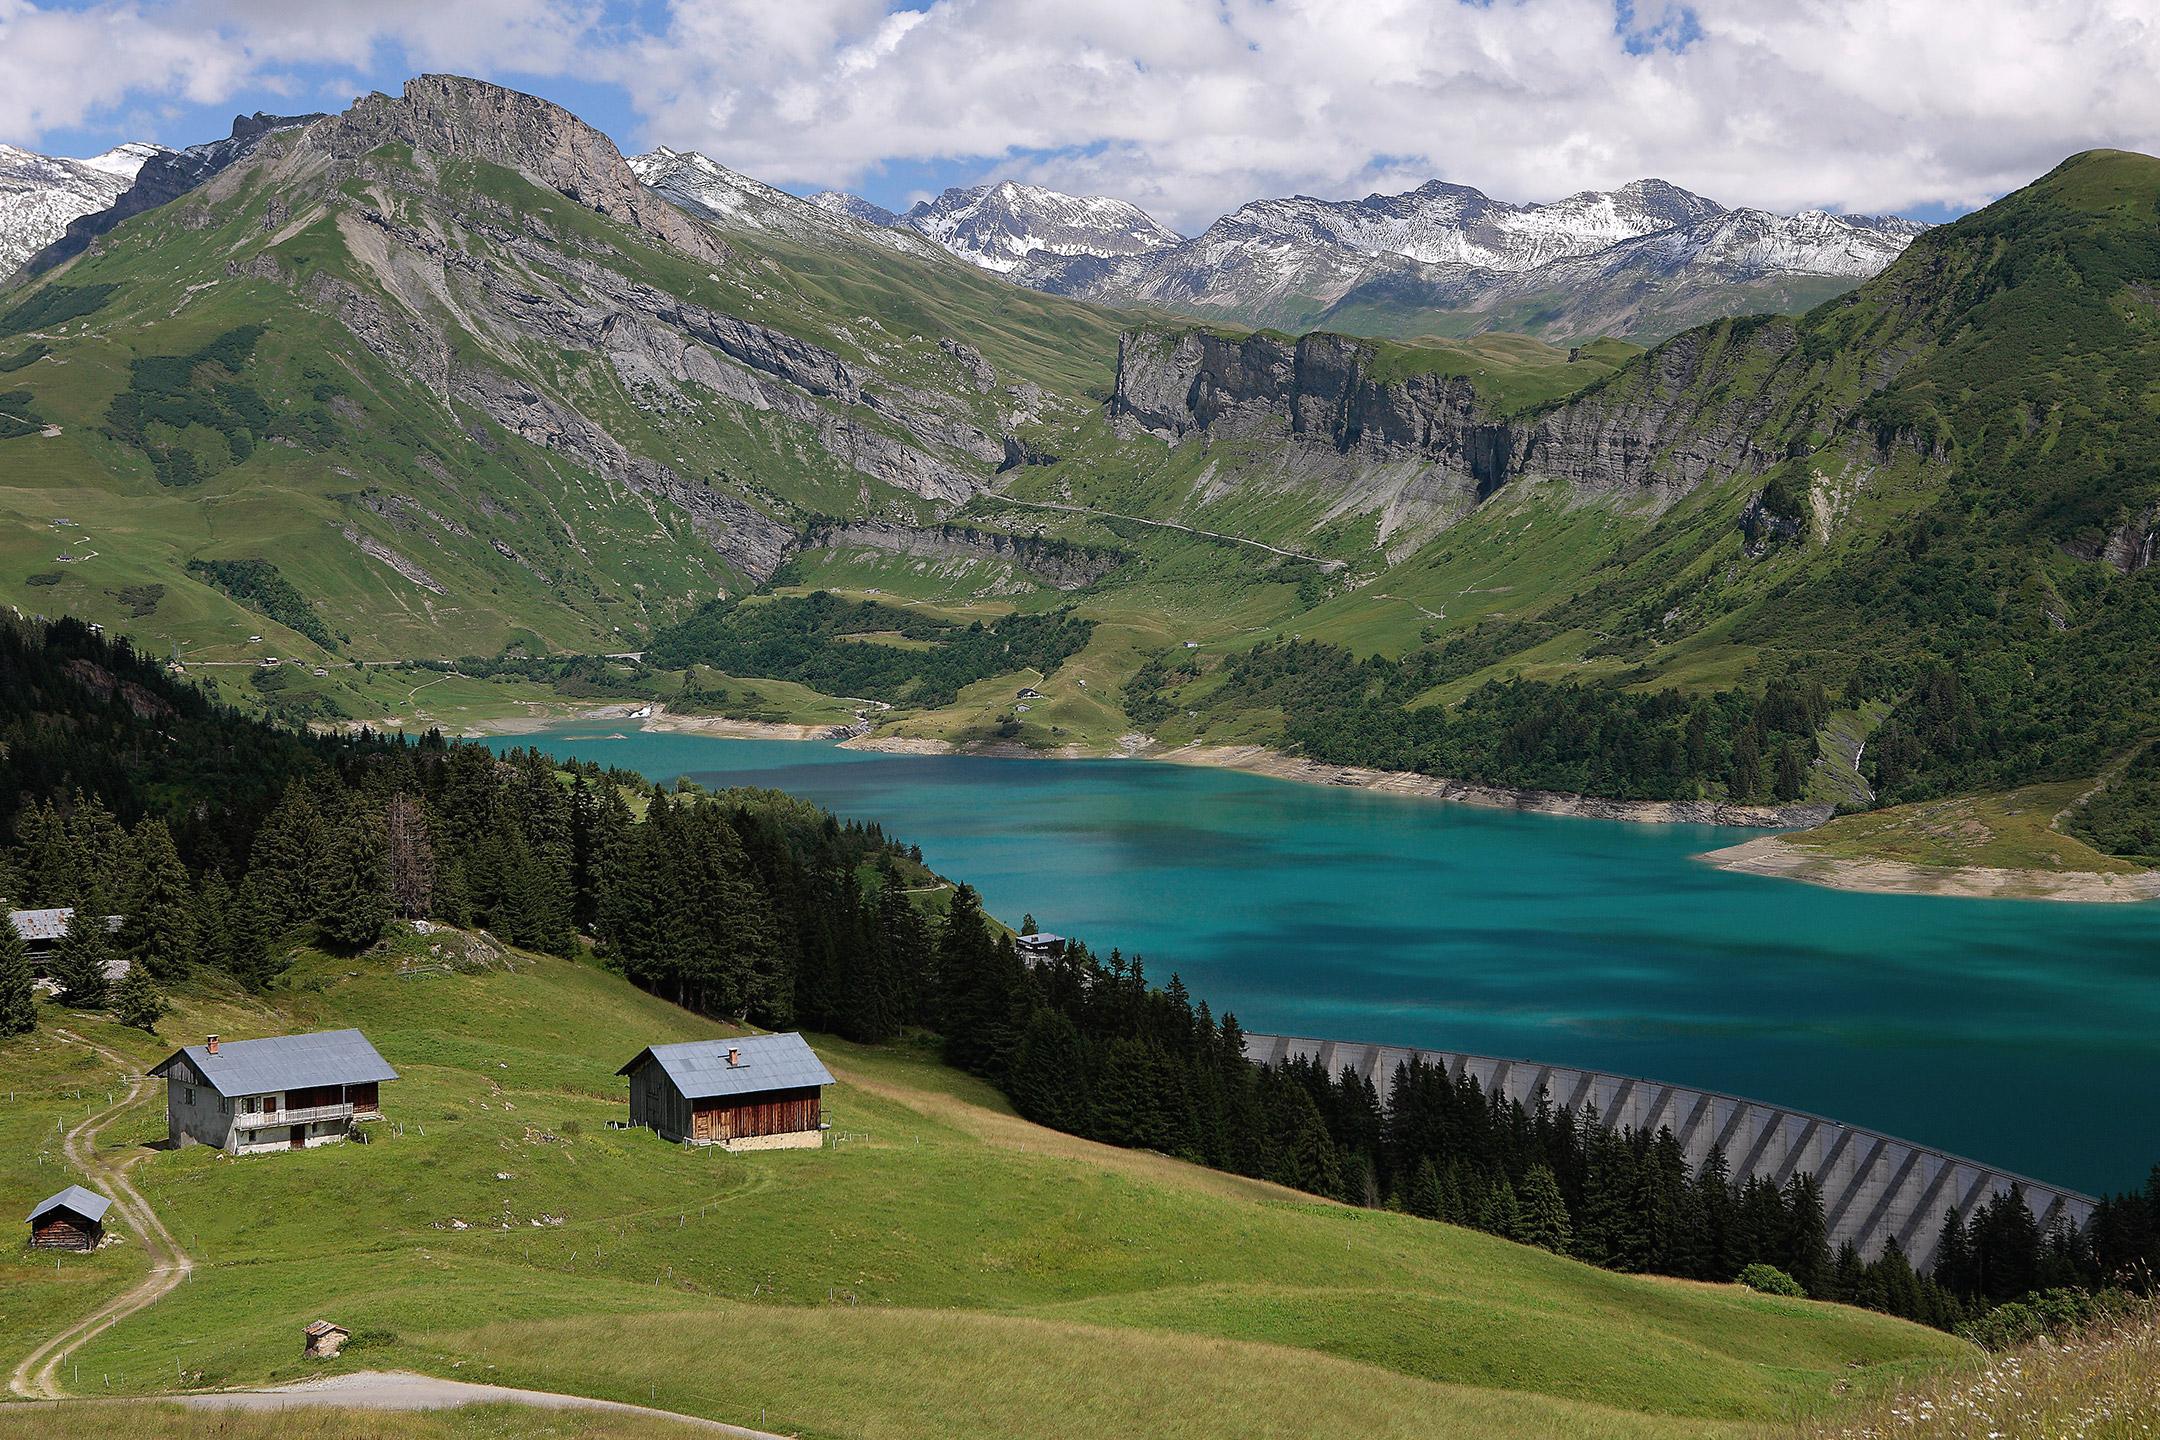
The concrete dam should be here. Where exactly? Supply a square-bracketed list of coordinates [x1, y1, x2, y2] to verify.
[1243, 1033, 2095, 1270]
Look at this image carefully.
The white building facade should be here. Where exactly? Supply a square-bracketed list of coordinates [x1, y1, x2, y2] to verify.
[150, 1029, 397, 1156]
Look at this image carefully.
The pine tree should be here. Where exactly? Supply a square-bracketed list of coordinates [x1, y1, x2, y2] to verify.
[226, 872, 282, 991]
[1009, 1008, 1087, 1131]
[314, 810, 390, 953]
[1781, 1173, 1831, 1294]
[1729, 726, 1763, 800]
[0, 912, 36, 1035]
[112, 963, 166, 1033]
[194, 869, 235, 974]
[121, 819, 197, 981]
[1773, 741, 1809, 802]
[1481, 1175, 1522, 1240]
[1517, 1164, 1573, 1253]
[249, 785, 323, 930]
[1406, 1156, 1443, 1220]
[50, 907, 115, 1008]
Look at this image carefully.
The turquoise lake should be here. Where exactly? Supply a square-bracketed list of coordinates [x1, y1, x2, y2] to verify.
[495, 726, 2160, 1194]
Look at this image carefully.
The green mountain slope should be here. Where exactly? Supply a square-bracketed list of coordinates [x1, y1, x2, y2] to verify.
[2, 74, 2153, 861]
[1046, 151, 2160, 858]
[0, 75, 1130, 679]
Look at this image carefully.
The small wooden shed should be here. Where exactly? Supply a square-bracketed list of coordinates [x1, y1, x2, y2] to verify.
[303, 1320, 349, 1358]
[27, 1185, 110, 1250]
[618, 1033, 834, 1151]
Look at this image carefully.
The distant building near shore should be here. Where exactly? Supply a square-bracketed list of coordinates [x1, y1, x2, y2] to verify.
[1015, 932, 1067, 964]
[150, 1030, 398, 1155]
[618, 1034, 832, 1151]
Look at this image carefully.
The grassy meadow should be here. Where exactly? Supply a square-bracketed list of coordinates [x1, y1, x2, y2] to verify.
[0, 924, 1971, 1439]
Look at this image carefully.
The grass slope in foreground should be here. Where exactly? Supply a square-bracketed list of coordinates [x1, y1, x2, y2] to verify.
[1, 930, 1963, 1439]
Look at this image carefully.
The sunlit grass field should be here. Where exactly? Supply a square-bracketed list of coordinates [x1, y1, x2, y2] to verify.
[0, 924, 1968, 1438]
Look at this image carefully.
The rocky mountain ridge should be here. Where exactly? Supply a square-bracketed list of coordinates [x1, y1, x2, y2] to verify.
[897, 180, 1181, 275]
[815, 171, 1924, 343]
[20, 112, 322, 277]
[1109, 320, 1804, 537]
[0, 140, 163, 276]
[632, 147, 945, 261]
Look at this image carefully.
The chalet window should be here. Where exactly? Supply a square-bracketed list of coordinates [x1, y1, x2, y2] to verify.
[184, 1086, 195, 1105]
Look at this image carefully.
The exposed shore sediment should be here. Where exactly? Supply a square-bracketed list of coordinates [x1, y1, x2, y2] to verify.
[1150, 743, 1835, 827]
[1699, 834, 2160, 903]
[373, 714, 2156, 902]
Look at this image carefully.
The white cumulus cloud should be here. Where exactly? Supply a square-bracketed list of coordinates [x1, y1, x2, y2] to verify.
[3, 0, 2158, 230]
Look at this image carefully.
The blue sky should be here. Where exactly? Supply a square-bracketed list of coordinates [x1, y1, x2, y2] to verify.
[6, 2, 2152, 233]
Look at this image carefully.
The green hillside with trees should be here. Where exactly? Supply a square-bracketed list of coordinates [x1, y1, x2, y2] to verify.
[0, 613, 2004, 1436]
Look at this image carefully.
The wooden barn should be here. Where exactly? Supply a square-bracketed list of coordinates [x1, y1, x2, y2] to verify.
[618, 1033, 833, 1151]
[27, 1185, 110, 1250]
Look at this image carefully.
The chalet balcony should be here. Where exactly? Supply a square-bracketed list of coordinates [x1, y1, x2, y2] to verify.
[233, 1102, 358, 1129]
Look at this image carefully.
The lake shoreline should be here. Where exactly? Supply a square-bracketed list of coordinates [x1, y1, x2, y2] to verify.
[1699, 834, 2160, 903]
[469, 718, 2152, 903]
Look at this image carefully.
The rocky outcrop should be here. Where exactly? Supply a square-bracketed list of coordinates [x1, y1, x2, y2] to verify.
[1112, 318, 1805, 517]
[1115, 329, 1510, 482]
[309, 75, 723, 265]
[806, 520, 1126, 589]
[2064, 504, 2159, 575]
[339, 525, 446, 594]
[22, 112, 322, 276]
[457, 367, 795, 580]
[1739, 490, 1808, 554]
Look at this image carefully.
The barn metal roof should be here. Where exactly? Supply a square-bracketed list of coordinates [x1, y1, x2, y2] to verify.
[7, 908, 121, 943]
[28, 1184, 110, 1225]
[616, 1033, 834, 1101]
[149, 1029, 398, 1098]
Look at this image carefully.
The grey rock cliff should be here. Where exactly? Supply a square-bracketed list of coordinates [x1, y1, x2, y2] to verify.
[312, 75, 724, 265]
[1111, 320, 1804, 523]
[806, 521, 1125, 590]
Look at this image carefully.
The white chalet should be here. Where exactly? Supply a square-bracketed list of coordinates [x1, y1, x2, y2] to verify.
[150, 1030, 398, 1154]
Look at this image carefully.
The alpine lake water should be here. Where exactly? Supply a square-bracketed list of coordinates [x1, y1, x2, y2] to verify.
[493, 726, 2160, 1195]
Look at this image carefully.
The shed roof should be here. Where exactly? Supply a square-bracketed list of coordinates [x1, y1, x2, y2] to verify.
[304, 1320, 349, 1337]
[7, 908, 121, 943]
[28, 1184, 110, 1226]
[617, 1033, 834, 1101]
[149, 1029, 398, 1097]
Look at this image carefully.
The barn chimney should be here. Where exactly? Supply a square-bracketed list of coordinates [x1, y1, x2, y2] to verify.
[207, 1034, 220, 1054]
[727, 1046, 740, 1068]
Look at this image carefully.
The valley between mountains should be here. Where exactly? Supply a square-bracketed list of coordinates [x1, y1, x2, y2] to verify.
[3, 75, 2159, 897]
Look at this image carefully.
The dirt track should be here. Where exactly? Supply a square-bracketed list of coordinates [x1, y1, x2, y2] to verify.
[7, 1029, 194, 1400]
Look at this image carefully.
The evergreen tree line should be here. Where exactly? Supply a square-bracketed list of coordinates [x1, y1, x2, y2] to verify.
[923, 913, 2160, 1339]
[1153, 639, 1831, 805]
[0, 614, 935, 1042]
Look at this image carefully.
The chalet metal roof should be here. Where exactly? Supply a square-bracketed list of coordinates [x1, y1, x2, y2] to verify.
[617, 1033, 834, 1101]
[28, 1184, 110, 1226]
[7, 908, 121, 943]
[149, 1029, 399, 1098]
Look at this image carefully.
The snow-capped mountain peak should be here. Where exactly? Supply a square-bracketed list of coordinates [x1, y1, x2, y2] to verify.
[76, 141, 166, 182]
[898, 181, 1181, 274]
[630, 147, 941, 260]
[0, 139, 168, 278]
